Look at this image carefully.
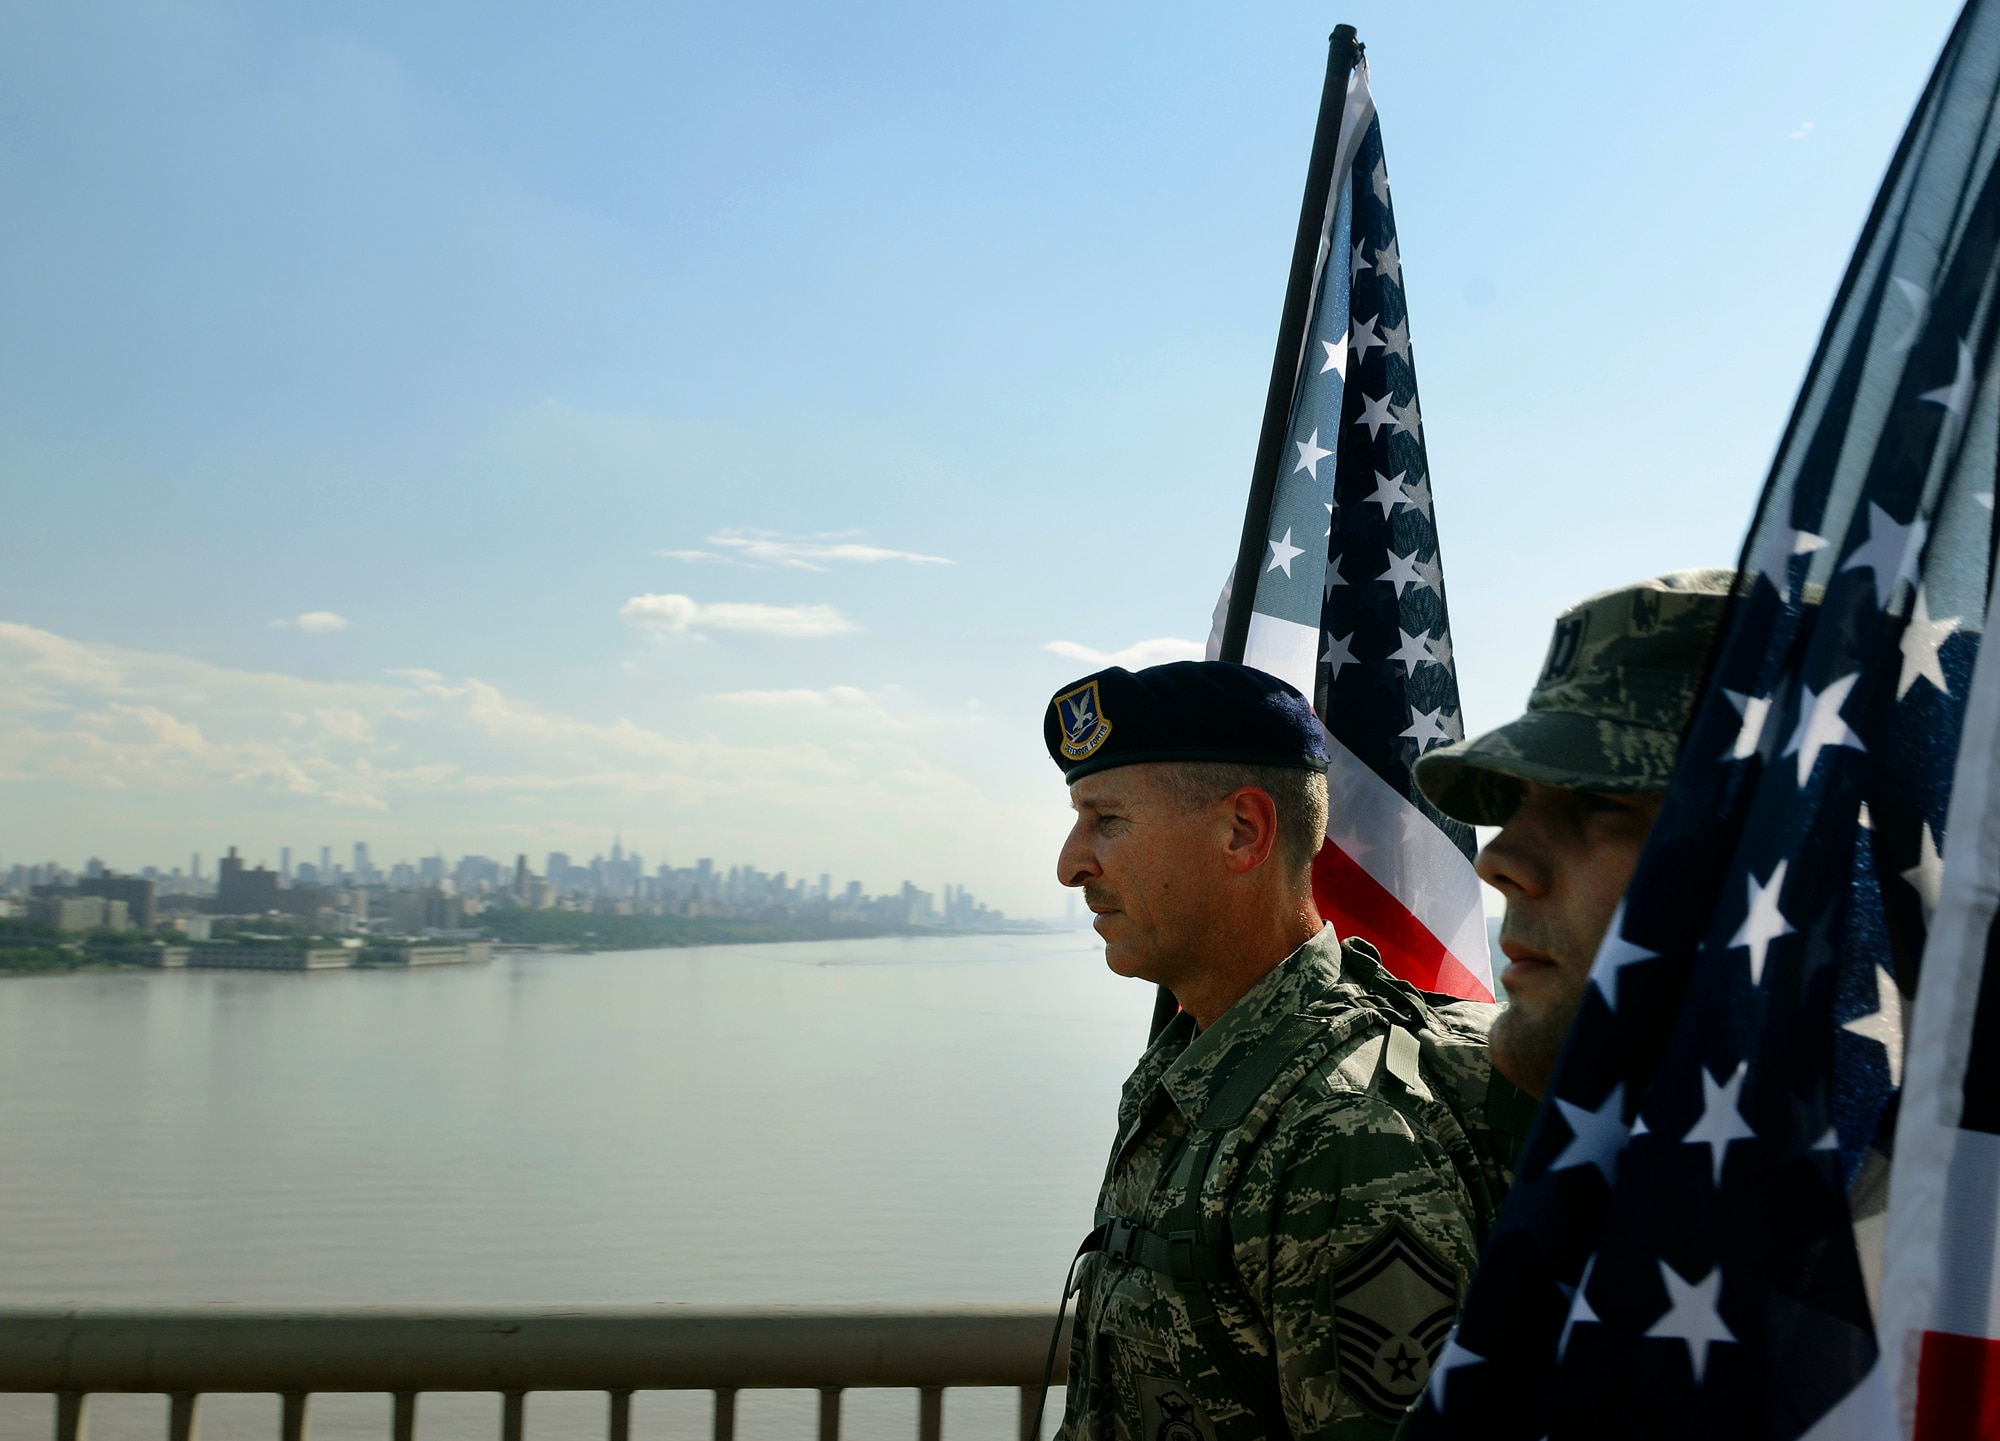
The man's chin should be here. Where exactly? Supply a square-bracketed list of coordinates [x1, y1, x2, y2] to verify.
[1098, 938, 1158, 984]
[1491, 999, 1566, 1098]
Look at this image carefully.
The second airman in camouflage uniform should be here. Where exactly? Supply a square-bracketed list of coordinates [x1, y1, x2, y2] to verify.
[1044, 662, 1527, 1441]
[1414, 568, 1732, 1098]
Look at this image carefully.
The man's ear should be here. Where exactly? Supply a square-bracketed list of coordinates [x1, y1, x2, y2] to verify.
[1221, 786, 1280, 874]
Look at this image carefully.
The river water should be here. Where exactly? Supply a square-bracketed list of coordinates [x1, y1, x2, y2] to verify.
[0, 931, 1146, 1441]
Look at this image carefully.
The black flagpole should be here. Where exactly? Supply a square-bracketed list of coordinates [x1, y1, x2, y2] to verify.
[1218, 22, 1362, 666]
[1148, 22, 1362, 1046]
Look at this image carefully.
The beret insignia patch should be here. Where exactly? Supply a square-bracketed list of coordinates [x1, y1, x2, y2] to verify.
[1328, 1218, 1459, 1422]
[1054, 678, 1113, 760]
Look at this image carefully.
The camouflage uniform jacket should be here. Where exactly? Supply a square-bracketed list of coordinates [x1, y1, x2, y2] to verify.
[1059, 927, 1504, 1441]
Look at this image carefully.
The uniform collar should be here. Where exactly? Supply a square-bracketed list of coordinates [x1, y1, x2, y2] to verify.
[1157, 924, 1344, 1125]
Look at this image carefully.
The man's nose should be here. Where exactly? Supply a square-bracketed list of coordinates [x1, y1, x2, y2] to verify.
[1475, 824, 1550, 898]
[1056, 825, 1098, 888]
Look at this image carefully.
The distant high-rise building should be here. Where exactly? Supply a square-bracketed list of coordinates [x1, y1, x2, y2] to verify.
[191, 852, 201, 881]
[216, 847, 281, 915]
[419, 854, 445, 886]
[77, 872, 157, 930]
[353, 842, 370, 880]
[513, 855, 529, 897]
[319, 846, 332, 880]
[819, 873, 831, 901]
[280, 847, 292, 881]
[454, 855, 502, 893]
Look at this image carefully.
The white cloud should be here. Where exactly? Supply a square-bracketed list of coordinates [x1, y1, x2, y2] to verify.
[271, 611, 350, 632]
[620, 593, 859, 638]
[0, 620, 1058, 910]
[1790, 120, 1815, 140]
[710, 685, 970, 732]
[714, 684, 876, 709]
[662, 529, 953, 572]
[1041, 637, 1206, 670]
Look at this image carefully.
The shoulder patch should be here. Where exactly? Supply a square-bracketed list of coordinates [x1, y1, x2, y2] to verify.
[1329, 1217, 1460, 1422]
[1138, 1375, 1216, 1441]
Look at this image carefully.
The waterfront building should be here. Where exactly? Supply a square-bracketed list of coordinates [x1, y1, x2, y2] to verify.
[27, 895, 129, 932]
[77, 872, 158, 929]
[188, 942, 356, 970]
[216, 848, 281, 914]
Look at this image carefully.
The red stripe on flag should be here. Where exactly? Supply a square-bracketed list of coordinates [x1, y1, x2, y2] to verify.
[1313, 842, 1493, 1002]
[1916, 1331, 2000, 1439]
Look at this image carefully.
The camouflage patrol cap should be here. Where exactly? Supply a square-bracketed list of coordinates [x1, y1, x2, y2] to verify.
[1413, 568, 1734, 825]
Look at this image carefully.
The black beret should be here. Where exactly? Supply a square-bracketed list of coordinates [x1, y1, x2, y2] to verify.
[1043, 661, 1328, 783]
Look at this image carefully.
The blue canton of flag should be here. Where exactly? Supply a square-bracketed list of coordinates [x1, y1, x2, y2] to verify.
[1228, 58, 1493, 1001]
[1404, 3, 2000, 1436]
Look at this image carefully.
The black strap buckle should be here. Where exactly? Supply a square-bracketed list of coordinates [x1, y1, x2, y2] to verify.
[1103, 1215, 1144, 1262]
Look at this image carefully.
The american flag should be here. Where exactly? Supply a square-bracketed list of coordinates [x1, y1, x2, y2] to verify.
[1403, 2, 2000, 1435]
[1218, 55, 1492, 1003]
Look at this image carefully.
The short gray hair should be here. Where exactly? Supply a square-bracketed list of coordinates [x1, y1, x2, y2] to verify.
[1155, 762, 1328, 875]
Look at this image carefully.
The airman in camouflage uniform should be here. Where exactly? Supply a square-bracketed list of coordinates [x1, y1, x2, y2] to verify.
[1044, 662, 1525, 1441]
[1414, 568, 1732, 1097]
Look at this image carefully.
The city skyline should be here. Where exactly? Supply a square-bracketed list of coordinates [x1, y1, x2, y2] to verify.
[2, 835, 1012, 929]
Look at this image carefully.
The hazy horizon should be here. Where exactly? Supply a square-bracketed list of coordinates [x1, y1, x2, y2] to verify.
[0, 0, 1962, 914]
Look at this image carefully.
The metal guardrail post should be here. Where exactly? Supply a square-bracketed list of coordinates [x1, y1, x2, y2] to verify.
[818, 1388, 841, 1441]
[280, 1391, 308, 1441]
[54, 1391, 86, 1441]
[500, 1389, 525, 1441]
[391, 1392, 417, 1441]
[607, 1388, 632, 1441]
[918, 1386, 942, 1441]
[168, 1392, 200, 1441]
[1017, 1387, 1042, 1441]
[712, 1388, 737, 1441]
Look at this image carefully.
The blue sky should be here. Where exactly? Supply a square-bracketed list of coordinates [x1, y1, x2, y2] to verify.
[0, 0, 1964, 913]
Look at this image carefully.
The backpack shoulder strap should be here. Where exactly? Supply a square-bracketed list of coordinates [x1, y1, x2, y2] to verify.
[1080, 1010, 1373, 1441]
[1336, 935, 1539, 1229]
[1412, 995, 1537, 1223]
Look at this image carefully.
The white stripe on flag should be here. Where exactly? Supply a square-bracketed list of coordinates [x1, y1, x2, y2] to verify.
[1795, 1358, 1893, 1441]
[1243, 612, 1320, 702]
[1882, 558, 2000, 1429]
[1207, 577, 1492, 999]
[1321, 729, 1493, 996]
[1297, 61, 1379, 391]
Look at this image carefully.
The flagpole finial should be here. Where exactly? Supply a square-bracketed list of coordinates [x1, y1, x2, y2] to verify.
[1330, 23, 1361, 64]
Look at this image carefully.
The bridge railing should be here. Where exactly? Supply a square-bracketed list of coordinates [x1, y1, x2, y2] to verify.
[0, 1306, 1071, 1441]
